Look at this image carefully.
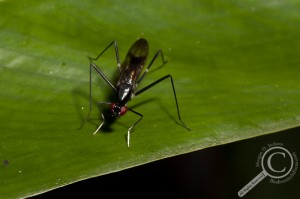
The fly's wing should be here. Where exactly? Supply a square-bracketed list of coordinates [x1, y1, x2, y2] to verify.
[119, 38, 149, 85]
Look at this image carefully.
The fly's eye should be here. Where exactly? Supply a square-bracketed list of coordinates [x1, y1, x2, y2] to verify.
[110, 103, 127, 116]
[119, 106, 128, 116]
[110, 103, 116, 112]
[110, 103, 119, 115]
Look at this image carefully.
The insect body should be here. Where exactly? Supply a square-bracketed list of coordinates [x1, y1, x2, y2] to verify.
[87, 38, 190, 147]
[112, 39, 148, 117]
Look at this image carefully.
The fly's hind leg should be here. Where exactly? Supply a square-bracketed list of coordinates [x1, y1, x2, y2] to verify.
[135, 75, 190, 131]
[137, 49, 167, 86]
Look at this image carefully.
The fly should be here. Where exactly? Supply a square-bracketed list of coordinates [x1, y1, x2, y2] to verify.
[87, 38, 190, 147]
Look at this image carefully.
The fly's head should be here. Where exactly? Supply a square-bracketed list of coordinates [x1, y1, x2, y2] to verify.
[110, 103, 128, 118]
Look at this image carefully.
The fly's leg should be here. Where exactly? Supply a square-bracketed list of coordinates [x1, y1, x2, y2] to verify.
[135, 75, 190, 131]
[86, 63, 116, 121]
[126, 109, 143, 147]
[137, 49, 167, 86]
[92, 102, 112, 135]
[86, 40, 121, 120]
[93, 112, 105, 135]
[88, 40, 121, 72]
[84, 41, 120, 131]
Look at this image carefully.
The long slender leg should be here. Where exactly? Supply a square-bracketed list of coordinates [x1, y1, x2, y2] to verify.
[126, 109, 143, 147]
[85, 41, 120, 134]
[137, 49, 167, 85]
[93, 112, 105, 135]
[135, 75, 190, 131]
[86, 41, 120, 120]
[88, 40, 121, 72]
[92, 102, 112, 135]
[86, 63, 116, 120]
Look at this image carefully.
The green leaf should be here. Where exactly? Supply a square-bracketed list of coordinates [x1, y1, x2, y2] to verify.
[1, 0, 300, 198]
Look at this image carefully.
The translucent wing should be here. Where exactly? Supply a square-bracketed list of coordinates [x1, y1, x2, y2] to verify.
[118, 38, 149, 86]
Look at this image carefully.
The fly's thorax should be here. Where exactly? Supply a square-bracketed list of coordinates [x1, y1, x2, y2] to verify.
[116, 82, 133, 104]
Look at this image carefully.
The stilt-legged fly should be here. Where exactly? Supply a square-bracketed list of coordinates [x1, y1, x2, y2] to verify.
[87, 38, 190, 147]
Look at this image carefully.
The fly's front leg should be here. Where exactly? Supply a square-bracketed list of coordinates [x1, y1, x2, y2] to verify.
[86, 63, 116, 121]
[86, 41, 120, 120]
[93, 102, 112, 135]
[93, 112, 105, 135]
[126, 109, 143, 147]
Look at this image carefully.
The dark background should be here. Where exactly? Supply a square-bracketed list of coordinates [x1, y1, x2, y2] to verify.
[32, 127, 300, 199]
